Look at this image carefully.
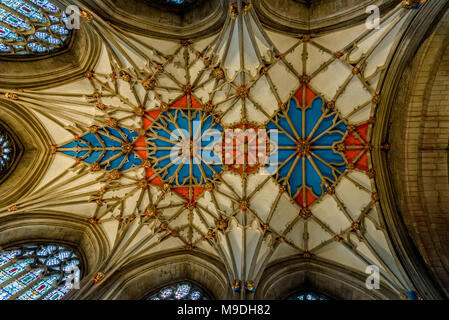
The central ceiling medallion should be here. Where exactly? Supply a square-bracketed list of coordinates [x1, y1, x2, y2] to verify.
[147, 108, 223, 186]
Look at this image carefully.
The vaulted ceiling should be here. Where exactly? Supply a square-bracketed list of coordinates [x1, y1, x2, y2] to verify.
[0, 0, 447, 300]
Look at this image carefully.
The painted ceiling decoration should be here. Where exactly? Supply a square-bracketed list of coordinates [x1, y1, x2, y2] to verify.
[267, 93, 348, 207]
[0, 0, 429, 299]
[0, 0, 70, 55]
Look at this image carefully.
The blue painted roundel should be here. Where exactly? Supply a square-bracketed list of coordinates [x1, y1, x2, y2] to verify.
[267, 95, 347, 204]
[146, 109, 223, 186]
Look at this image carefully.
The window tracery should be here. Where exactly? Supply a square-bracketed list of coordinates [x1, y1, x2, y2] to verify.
[0, 243, 81, 300]
[0, 126, 15, 178]
[288, 290, 329, 301]
[0, 0, 70, 55]
[148, 282, 209, 300]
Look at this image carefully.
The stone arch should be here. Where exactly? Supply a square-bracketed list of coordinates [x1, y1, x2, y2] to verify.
[0, 0, 101, 89]
[256, 258, 399, 300]
[81, 0, 227, 40]
[88, 251, 231, 300]
[386, 11, 449, 296]
[0, 120, 22, 185]
[254, 0, 399, 35]
[0, 212, 110, 280]
[372, 0, 449, 299]
[0, 100, 52, 208]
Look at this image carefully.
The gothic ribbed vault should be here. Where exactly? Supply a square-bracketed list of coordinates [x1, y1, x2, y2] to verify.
[0, 0, 447, 300]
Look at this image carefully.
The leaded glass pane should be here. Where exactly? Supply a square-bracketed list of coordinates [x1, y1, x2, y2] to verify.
[288, 291, 329, 301]
[0, 0, 70, 55]
[0, 126, 16, 178]
[0, 244, 82, 300]
[148, 282, 209, 300]
[175, 284, 191, 299]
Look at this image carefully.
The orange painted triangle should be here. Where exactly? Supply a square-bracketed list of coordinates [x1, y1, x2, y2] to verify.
[135, 136, 147, 159]
[355, 123, 369, 142]
[144, 110, 162, 129]
[345, 123, 369, 146]
[172, 186, 205, 202]
[295, 188, 317, 207]
[171, 94, 202, 109]
[294, 86, 317, 107]
[344, 131, 365, 146]
[146, 168, 163, 187]
[344, 149, 369, 172]
[355, 151, 369, 172]
[344, 149, 363, 163]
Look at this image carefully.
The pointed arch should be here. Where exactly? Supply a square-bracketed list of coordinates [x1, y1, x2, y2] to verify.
[0, 121, 19, 182]
[0, 212, 110, 284]
[0, 0, 101, 89]
[0, 100, 51, 208]
[372, 0, 449, 299]
[83, 251, 230, 300]
[256, 258, 399, 300]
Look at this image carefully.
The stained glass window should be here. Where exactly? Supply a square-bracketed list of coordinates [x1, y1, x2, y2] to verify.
[159, 0, 198, 7]
[148, 282, 209, 300]
[0, 0, 70, 55]
[0, 126, 15, 178]
[0, 244, 81, 300]
[288, 291, 329, 301]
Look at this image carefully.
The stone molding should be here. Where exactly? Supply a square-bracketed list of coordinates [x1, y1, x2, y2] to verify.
[372, 0, 449, 300]
[80, 0, 227, 40]
[254, 0, 399, 35]
[256, 257, 399, 300]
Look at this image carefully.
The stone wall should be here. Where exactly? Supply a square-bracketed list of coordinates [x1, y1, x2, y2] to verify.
[388, 10, 449, 297]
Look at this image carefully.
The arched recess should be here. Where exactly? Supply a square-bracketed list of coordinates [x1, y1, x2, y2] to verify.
[0, 212, 110, 281]
[254, 0, 399, 35]
[0, 100, 51, 208]
[372, 0, 449, 299]
[85, 251, 231, 300]
[0, 121, 22, 185]
[79, 0, 227, 39]
[256, 258, 399, 300]
[0, 0, 101, 89]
